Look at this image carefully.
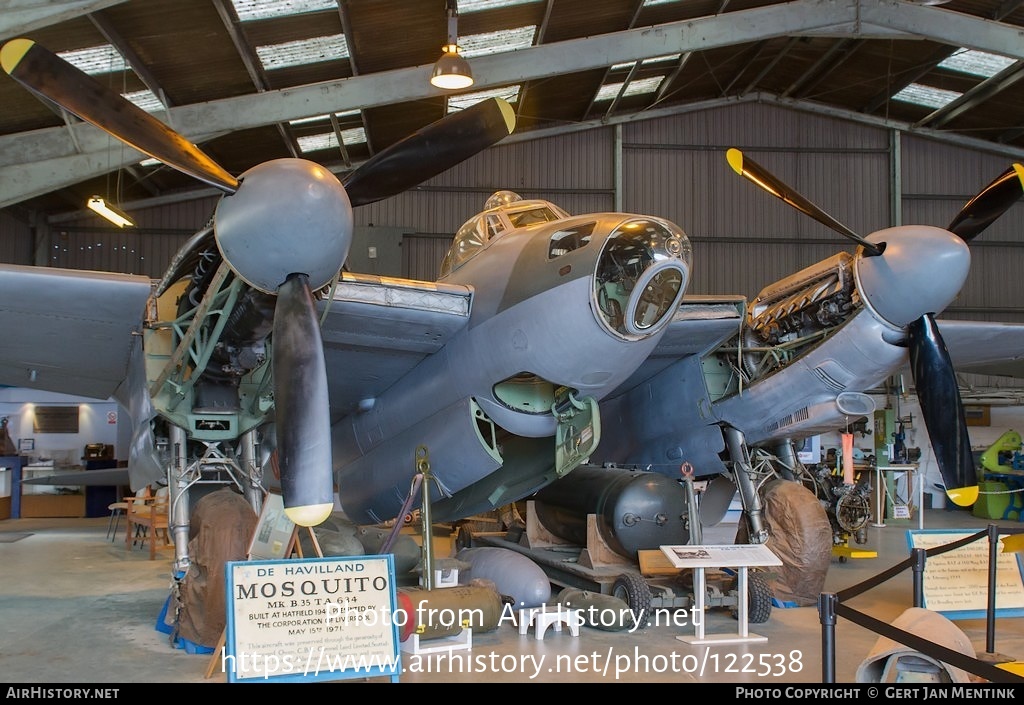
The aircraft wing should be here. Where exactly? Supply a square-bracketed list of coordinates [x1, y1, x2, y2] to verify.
[0, 264, 152, 400]
[936, 319, 1024, 379]
[607, 294, 746, 395]
[21, 466, 130, 486]
[318, 272, 473, 423]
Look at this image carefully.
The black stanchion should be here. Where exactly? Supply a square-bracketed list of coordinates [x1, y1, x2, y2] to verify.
[987, 523, 1000, 655]
[818, 592, 837, 683]
[912, 547, 926, 608]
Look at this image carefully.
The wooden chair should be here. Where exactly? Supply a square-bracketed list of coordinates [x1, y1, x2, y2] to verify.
[124, 486, 172, 560]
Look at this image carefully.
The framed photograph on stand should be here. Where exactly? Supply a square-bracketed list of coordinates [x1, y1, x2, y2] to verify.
[247, 492, 297, 560]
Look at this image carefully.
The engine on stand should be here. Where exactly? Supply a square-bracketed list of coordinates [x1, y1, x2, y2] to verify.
[803, 462, 873, 556]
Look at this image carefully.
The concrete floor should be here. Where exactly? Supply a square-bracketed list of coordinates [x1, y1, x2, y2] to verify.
[2, 501, 1024, 684]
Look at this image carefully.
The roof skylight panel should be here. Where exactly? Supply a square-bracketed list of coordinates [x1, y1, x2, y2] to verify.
[458, 26, 536, 58]
[57, 45, 127, 75]
[594, 76, 664, 102]
[58, 46, 167, 112]
[232, 0, 336, 21]
[123, 89, 165, 113]
[460, 0, 542, 11]
[297, 127, 366, 153]
[891, 83, 962, 109]
[447, 86, 521, 113]
[938, 49, 1016, 78]
[255, 34, 350, 69]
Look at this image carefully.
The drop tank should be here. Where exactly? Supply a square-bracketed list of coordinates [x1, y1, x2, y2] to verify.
[532, 465, 690, 560]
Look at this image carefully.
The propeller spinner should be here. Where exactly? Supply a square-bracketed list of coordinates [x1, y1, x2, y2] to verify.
[728, 147, 1024, 508]
[2, 37, 516, 525]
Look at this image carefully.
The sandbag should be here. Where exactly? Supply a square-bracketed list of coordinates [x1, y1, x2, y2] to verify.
[736, 478, 831, 606]
[175, 488, 258, 647]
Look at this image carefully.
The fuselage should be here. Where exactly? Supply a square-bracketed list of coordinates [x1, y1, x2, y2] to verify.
[332, 192, 692, 523]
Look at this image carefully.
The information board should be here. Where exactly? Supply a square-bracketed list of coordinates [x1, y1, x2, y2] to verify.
[660, 543, 782, 569]
[907, 529, 1024, 620]
[224, 554, 401, 683]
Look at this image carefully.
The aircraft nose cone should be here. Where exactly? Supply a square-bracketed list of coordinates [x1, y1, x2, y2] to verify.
[215, 158, 353, 293]
[855, 225, 970, 327]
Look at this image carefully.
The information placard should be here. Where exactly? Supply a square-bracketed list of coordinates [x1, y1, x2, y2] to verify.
[247, 492, 296, 560]
[224, 554, 401, 683]
[660, 543, 782, 569]
[907, 529, 1024, 620]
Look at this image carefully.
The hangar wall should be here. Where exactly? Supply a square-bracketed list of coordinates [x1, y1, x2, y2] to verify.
[8, 102, 1020, 322]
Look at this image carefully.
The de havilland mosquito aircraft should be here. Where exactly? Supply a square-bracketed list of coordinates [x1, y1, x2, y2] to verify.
[585, 149, 1024, 546]
[0, 38, 693, 570]
[5, 37, 1024, 580]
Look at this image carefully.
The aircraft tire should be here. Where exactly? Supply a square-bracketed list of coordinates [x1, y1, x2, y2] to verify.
[733, 570, 774, 624]
[611, 572, 652, 628]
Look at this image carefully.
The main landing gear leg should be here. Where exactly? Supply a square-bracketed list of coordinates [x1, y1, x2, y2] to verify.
[723, 426, 769, 544]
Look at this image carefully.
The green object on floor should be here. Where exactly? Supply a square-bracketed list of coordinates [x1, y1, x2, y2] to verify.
[973, 481, 1011, 520]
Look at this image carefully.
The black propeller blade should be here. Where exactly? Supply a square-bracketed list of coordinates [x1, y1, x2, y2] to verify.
[726, 148, 884, 256]
[947, 163, 1024, 242]
[908, 315, 977, 507]
[1, 38, 238, 193]
[343, 97, 516, 207]
[727, 150, 1024, 507]
[273, 274, 334, 527]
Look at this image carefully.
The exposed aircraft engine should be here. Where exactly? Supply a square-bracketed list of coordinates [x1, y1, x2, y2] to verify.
[531, 465, 690, 559]
[748, 252, 859, 346]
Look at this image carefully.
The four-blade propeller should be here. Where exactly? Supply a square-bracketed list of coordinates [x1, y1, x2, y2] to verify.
[728, 148, 1024, 508]
[2, 37, 516, 525]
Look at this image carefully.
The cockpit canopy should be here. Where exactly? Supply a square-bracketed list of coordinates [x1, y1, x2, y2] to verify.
[439, 191, 571, 277]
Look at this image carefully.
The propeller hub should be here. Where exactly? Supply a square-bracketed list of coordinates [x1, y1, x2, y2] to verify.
[215, 158, 353, 293]
[854, 225, 970, 328]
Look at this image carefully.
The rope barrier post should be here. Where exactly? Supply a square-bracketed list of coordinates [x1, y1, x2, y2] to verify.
[911, 547, 926, 608]
[987, 523, 999, 655]
[818, 592, 837, 683]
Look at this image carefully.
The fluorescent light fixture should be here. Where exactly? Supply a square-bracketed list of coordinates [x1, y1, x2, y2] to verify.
[87, 197, 134, 228]
[612, 54, 680, 71]
[289, 109, 360, 126]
